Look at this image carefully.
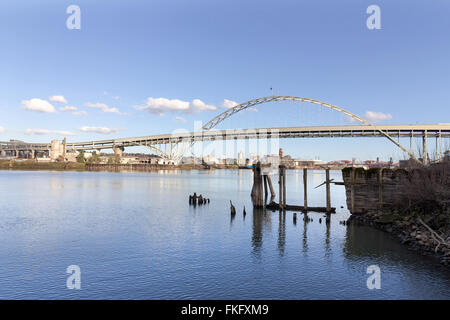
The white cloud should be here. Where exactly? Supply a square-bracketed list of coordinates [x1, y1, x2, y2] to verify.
[365, 111, 392, 122]
[60, 106, 87, 116]
[49, 95, 68, 104]
[0, 126, 5, 133]
[79, 126, 120, 134]
[85, 102, 121, 114]
[60, 106, 77, 112]
[22, 98, 56, 113]
[175, 116, 187, 123]
[222, 99, 238, 109]
[191, 99, 217, 112]
[24, 128, 76, 136]
[136, 97, 217, 115]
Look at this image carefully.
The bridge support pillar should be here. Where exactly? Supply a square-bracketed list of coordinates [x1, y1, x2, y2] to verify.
[113, 145, 124, 158]
[0, 149, 5, 157]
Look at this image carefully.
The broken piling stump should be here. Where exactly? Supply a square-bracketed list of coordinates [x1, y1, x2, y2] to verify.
[230, 200, 236, 215]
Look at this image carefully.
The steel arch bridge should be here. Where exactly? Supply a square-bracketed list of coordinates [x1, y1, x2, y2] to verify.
[2, 96, 448, 164]
[202, 96, 418, 162]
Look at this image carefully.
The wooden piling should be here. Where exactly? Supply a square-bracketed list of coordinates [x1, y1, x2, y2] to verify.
[279, 165, 286, 209]
[279, 166, 283, 209]
[350, 168, 355, 213]
[326, 168, 331, 213]
[251, 162, 264, 208]
[378, 168, 383, 209]
[284, 167, 287, 208]
[263, 175, 268, 200]
[230, 200, 236, 215]
[303, 168, 308, 211]
[267, 175, 276, 200]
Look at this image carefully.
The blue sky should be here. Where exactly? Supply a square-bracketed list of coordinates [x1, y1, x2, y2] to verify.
[1, 0, 449, 160]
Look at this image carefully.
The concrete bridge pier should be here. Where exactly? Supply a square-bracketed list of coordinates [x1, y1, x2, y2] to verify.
[0, 149, 5, 157]
[113, 145, 124, 158]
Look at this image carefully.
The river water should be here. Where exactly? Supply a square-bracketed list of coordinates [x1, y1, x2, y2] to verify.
[0, 169, 449, 299]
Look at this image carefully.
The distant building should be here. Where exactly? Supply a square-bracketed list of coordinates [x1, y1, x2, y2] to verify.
[50, 139, 66, 161]
[237, 151, 245, 166]
[293, 159, 324, 168]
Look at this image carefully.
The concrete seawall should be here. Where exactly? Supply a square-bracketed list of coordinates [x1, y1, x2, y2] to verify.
[342, 167, 410, 215]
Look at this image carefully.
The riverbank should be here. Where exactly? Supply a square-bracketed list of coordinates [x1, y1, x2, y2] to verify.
[0, 160, 85, 171]
[0, 160, 240, 171]
[348, 210, 450, 265]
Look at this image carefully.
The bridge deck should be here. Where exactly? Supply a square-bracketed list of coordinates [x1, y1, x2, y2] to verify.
[1, 124, 449, 151]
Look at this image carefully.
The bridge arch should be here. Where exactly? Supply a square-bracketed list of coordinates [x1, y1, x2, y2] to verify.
[203, 95, 419, 163]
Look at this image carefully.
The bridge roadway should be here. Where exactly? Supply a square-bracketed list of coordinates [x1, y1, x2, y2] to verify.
[60, 124, 450, 151]
[1, 124, 449, 152]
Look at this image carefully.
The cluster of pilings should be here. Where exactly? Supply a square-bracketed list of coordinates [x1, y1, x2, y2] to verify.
[251, 162, 275, 208]
[251, 162, 336, 213]
[189, 192, 210, 206]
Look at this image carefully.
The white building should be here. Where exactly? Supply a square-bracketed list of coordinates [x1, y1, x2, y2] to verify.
[237, 151, 245, 166]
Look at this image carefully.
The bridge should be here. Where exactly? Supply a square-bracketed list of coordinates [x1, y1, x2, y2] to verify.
[1, 96, 449, 164]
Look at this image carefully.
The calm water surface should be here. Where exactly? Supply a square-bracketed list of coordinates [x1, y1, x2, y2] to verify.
[0, 169, 449, 299]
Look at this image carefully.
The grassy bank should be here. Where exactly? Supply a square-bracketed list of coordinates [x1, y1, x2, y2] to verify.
[0, 160, 86, 171]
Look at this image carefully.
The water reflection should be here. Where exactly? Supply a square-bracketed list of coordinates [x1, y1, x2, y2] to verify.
[251, 208, 274, 259]
[325, 214, 331, 257]
[277, 211, 286, 256]
[302, 213, 308, 255]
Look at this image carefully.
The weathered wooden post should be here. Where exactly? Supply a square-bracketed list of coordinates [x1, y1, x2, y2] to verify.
[193, 192, 198, 206]
[267, 175, 276, 201]
[284, 166, 287, 209]
[251, 162, 264, 208]
[263, 175, 268, 200]
[230, 200, 236, 215]
[350, 167, 355, 213]
[278, 165, 286, 209]
[378, 168, 383, 210]
[326, 168, 331, 213]
[303, 168, 308, 211]
[279, 165, 283, 209]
